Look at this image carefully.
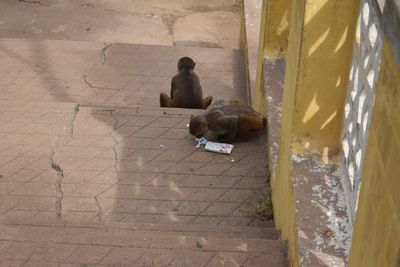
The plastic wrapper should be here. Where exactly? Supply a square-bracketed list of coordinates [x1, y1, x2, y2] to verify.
[204, 141, 234, 154]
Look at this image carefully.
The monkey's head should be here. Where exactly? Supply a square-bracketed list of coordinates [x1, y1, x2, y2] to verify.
[178, 57, 196, 71]
[189, 114, 207, 138]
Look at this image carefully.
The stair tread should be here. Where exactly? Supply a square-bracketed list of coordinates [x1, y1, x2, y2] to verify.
[0, 222, 286, 254]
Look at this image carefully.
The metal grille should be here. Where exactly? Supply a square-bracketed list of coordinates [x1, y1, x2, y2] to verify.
[341, 0, 383, 220]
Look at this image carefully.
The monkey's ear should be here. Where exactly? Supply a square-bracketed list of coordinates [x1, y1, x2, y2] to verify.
[192, 62, 196, 69]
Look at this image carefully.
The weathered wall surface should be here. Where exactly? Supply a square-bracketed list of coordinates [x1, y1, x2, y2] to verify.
[349, 39, 400, 267]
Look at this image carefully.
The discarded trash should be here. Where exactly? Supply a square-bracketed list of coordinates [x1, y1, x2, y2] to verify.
[194, 138, 234, 154]
[225, 157, 235, 162]
[160, 144, 167, 149]
[195, 137, 208, 148]
[205, 142, 234, 155]
[186, 123, 190, 128]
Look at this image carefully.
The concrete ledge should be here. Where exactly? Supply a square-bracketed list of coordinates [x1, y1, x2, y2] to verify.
[291, 155, 352, 266]
[240, 0, 263, 104]
[264, 59, 285, 175]
[263, 59, 352, 266]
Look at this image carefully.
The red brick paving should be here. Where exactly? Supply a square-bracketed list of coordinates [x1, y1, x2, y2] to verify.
[0, 39, 287, 266]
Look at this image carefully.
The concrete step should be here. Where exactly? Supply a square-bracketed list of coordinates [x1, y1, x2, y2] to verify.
[0, 217, 277, 240]
[0, 38, 287, 266]
[0, 38, 248, 109]
[0, 219, 287, 266]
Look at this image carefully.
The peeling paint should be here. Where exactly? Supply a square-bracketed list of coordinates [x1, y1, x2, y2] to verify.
[293, 153, 352, 265]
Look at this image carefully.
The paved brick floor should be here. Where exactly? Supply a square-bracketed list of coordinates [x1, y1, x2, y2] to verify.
[0, 38, 287, 266]
[0, 39, 247, 106]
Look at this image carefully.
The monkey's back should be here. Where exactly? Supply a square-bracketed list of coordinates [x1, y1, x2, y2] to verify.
[209, 104, 254, 115]
[171, 70, 203, 109]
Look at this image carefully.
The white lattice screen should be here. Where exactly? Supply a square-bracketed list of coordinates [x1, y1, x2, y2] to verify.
[341, 0, 383, 220]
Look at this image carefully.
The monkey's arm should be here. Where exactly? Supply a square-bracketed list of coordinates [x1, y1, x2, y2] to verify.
[204, 130, 219, 141]
[170, 77, 177, 98]
[215, 115, 238, 143]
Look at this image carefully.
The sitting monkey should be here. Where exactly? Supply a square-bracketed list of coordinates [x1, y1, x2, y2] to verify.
[160, 57, 212, 109]
[189, 103, 265, 143]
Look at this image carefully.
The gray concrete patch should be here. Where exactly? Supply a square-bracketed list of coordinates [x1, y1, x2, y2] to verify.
[174, 11, 241, 49]
[0, 0, 241, 48]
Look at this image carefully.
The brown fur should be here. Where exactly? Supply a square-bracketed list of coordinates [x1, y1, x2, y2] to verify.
[189, 103, 265, 143]
[160, 57, 212, 109]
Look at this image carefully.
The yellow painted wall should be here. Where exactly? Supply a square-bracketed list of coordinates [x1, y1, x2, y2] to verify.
[272, 1, 305, 265]
[349, 41, 400, 267]
[271, 0, 359, 266]
[292, 0, 360, 155]
[239, 0, 252, 104]
[253, 0, 292, 115]
[263, 0, 292, 59]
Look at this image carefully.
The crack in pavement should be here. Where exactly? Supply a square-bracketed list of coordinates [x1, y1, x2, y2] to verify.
[101, 43, 113, 65]
[69, 104, 80, 138]
[94, 196, 103, 221]
[106, 8, 120, 14]
[130, 11, 155, 18]
[160, 13, 186, 45]
[50, 152, 64, 219]
[160, 14, 181, 36]
[109, 110, 122, 181]
[21, 247, 48, 266]
[48, 104, 80, 219]
[92, 109, 122, 221]
[80, 3, 95, 8]
[187, 4, 240, 13]
[82, 74, 95, 88]
[18, 0, 43, 5]
[82, 75, 119, 91]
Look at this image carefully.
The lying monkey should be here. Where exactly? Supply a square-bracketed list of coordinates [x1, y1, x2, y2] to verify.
[189, 103, 266, 143]
[160, 57, 212, 109]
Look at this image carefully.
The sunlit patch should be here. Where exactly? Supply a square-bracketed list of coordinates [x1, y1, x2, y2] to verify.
[367, 69, 375, 88]
[355, 149, 362, 169]
[351, 67, 359, 100]
[178, 236, 187, 244]
[277, 11, 290, 35]
[355, 16, 361, 44]
[298, 229, 309, 239]
[355, 183, 361, 213]
[304, 0, 329, 24]
[335, 76, 341, 87]
[357, 91, 366, 124]
[167, 211, 179, 222]
[348, 161, 355, 189]
[362, 111, 369, 133]
[237, 243, 248, 252]
[320, 111, 337, 130]
[308, 28, 330, 56]
[342, 138, 349, 159]
[344, 102, 350, 119]
[362, 2, 370, 26]
[322, 147, 329, 164]
[304, 142, 310, 149]
[169, 181, 184, 197]
[302, 95, 320, 123]
[368, 24, 378, 47]
[334, 26, 348, 53]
